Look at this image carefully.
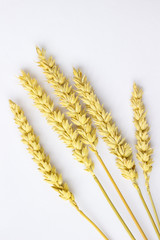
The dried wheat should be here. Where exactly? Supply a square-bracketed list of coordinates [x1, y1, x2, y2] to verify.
[9, 100, 75, 202]
[131, 83, 160, 230]
[36, 48, 147, 239]
[9, 100, 109, 240]
[18, 71, 136, 240]
[131, 83, 153, 189]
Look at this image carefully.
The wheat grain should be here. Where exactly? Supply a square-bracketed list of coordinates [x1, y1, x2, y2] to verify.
[131, 83, 160, 230]
[9, 100, 109, 240]
[18, 71, 94, 174]
[36, 47, 98, 150]
[73, 68, 137, 183]
[9, 100, 75, 202]
[18, 71, 136, 240]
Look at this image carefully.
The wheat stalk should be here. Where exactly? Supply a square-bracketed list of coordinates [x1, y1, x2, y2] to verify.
[73, 68, 160, 239]
[131, 83, 160, 230]
[18, 71, 136, 240]
[9, 100, 109, 240]
[35, 47, 148, 240]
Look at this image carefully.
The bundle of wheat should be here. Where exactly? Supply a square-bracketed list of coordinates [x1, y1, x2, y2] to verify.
[18, 71, 135, 239]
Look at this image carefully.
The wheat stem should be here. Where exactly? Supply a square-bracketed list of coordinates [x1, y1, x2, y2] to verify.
[9, 100, 109, 240]
[74, 205, 109, 240]
[19, 71, 135, 239]
[134, 184, 160, 239]
[94, 150, 148, 240]
[93, 175, 136, 240]
[36, 47, 146, 239]
[148, 187, 160, 231]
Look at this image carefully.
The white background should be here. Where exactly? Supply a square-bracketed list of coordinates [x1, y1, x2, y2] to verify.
[1, 1, 160, 239]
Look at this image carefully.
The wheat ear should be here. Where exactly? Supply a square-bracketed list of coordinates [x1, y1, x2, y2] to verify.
[9, 100, 75, 202]
[36, 47, 98, 150]
[18, 71, 136, 240]
[73, 68, 160, 239]
[131, 83, 160, 230]
[9, 100, 109, 240]
[36, 47, 148, 240]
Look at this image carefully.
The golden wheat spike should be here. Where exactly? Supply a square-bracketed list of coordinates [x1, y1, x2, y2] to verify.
[131, 83, 153, 188]
[36, 47, 98, 149]
[131, 83, 160, 230]
[9, 100, 110, 240]
[9, 100, 75, 202]
[18, 71, 136, 240]
[73, 68, 137, 183]
[73, 68, 160, 239]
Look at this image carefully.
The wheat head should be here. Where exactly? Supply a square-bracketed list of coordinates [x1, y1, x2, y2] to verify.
[73, 68, 138, 184]
[18, 71, 94, 174]
[9, 100, 75, 203]
[36, 47, 98, 151]
[131, 83, 153, 190]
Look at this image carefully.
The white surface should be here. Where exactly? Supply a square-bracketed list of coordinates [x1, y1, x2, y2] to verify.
[1, 1, 160, 239]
